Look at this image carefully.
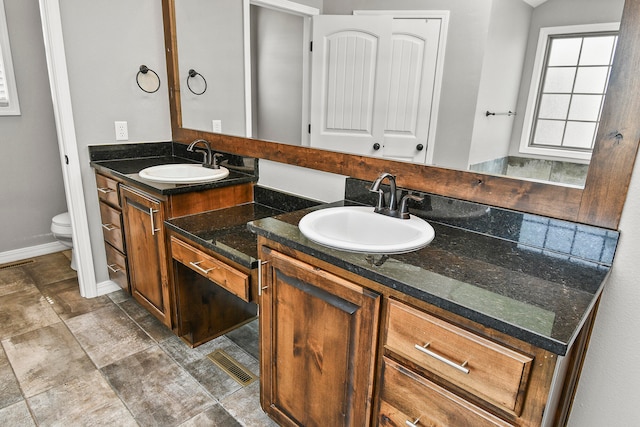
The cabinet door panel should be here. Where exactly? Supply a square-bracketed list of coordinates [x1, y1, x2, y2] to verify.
[260, 246, 380, 427]
[121, 186, 171, 327]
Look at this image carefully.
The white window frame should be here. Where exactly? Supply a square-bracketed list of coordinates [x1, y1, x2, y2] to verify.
[0, 0, 20, 115]
[519, 22, 619, 161]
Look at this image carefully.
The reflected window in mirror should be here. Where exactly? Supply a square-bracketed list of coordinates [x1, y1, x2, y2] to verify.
[520, 23, 619, 163]
[0, 0, 20, 116]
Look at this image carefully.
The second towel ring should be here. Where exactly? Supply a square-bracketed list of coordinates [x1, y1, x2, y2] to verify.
[187, 69, 207, 95]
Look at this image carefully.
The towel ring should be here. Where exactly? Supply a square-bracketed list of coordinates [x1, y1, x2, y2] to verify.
[136, 65, 160, 93]
[187, 69, 207, 95]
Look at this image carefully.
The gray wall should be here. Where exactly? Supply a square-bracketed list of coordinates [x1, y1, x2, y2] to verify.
[468, 0, 531, 167]
[59, 0, 171, 284]
[251, 5, 304, 145]
[0, 0, 67, 253]
[177, 0, 246, 136]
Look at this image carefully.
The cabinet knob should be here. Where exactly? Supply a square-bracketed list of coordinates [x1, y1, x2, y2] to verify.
[416, 144, 424, 151]
[372, 143, 381, 150]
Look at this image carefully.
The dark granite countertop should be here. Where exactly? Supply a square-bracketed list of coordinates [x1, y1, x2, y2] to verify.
[165, 187, 321, 269]
[248, 201, 614, 356]
[165, 203, 285, 269]
[89, 142, 257, 196]
[89, 143, 616, 356]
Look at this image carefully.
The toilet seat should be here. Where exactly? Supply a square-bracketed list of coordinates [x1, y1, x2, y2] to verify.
[51, 212, 72, 237]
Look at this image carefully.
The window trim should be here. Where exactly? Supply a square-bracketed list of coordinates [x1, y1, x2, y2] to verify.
[0, 0, 20, 115]
[519, 22, 620, 162]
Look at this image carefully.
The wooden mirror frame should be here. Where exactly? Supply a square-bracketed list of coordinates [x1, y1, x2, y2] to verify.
[162, 0, 640, 230]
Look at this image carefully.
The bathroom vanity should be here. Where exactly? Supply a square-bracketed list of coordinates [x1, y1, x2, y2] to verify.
[90, 142, 319, 344]
[248, 179, 617, 426]
[90, 143, 616, 425]
[90, 142, 256, 329]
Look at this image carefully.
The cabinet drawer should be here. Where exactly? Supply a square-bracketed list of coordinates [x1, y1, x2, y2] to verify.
[99, 202, 124, 252]
[385, 300, 532, 414]
[171, 236, 250, 302]
[378, 357, 513, 427]
[96, 174, 120, 207]
[105, 244, 128, 291]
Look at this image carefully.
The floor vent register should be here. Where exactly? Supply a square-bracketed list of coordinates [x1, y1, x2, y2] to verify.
[207, 349, 257, 387]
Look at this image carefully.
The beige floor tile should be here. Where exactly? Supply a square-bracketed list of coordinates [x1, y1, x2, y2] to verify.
[28, 370, 137, 427]
[221, 382, 278, 427]
[0, 346, 23, 409]
[118, 298, 175, 343]
[179, 403, 242, 427]
[64, 304, 155, 368]
[0, 285, 61, 340]
[39, 277, 114, 320]
[107, 289, 132, 304]
[101, 345, 216, 426]
[161, 334, 259, 401]
[22, 252, 77, 288]
[0, 266, 35, 297]
[0, 400, 36, 426]
[2, 322, 95, 398]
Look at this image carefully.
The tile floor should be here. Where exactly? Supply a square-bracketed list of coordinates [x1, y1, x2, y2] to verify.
[0, 251, 277, 426]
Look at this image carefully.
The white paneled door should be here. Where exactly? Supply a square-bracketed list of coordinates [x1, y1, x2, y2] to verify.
[310, 15, 393, 157]
[310, 15, 443, 163]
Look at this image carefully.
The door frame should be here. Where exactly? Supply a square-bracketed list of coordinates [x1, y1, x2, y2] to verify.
[39, 0, 97, 297]
[244, 0, 319, 144]
[353, 10, 449, 165]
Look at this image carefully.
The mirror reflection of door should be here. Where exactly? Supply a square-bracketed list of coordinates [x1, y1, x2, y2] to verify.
[310, 14, 445, 164]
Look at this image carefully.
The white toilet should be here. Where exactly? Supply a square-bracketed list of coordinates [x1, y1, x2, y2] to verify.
[51, 212, 77, 271]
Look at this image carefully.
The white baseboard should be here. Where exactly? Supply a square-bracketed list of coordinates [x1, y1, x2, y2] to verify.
[96, 279, 122, 296]
[0, 241, 68, 265]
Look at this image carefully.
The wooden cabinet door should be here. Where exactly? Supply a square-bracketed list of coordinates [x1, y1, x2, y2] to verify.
[259, 245, 381, 427]
[121, 186, 171, 327]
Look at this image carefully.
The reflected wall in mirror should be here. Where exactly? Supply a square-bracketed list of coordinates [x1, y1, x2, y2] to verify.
[175, 0, 623, 187]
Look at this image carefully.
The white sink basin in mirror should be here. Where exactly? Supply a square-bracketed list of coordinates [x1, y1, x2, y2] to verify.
[138, 164, 229, 184]
[298, 206, 435, 254]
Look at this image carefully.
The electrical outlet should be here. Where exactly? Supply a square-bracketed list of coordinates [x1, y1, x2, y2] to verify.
[212, 120, 222, 133]
[114, 121, 128, 141]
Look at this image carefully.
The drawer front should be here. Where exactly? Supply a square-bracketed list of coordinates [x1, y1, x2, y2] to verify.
[378, 357, 513, 427]
[96, 174, 120, 207]
[385, 299, 532, 414]
[105, 244, 128, 291]
[171, 236, 250, 302]
[99, 202, 124, 252]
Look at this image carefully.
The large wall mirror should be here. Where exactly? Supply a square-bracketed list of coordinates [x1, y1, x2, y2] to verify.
[163, 0, 640, 229]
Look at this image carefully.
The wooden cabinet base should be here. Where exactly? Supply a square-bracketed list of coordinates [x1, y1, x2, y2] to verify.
[174, 261, 257, 347]
[259, 244, 381, 427]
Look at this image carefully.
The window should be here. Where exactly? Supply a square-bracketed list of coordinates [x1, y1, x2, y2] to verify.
[520, 23, 619, 161]
[0, 0, 20, 115]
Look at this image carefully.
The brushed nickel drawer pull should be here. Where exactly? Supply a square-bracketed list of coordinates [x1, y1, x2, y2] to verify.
[406, 416, 421, 427]
[189, 260, 216, 275]
[414, 343, 470, 374]
[107, 264, 122, 273]
[149, 208, 160, 235]
[258, 260, 269, 296]
[97, 187, 115, 194]
[101, 223, 117, 231]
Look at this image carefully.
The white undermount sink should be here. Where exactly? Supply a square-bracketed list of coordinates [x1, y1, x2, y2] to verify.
[298, 206, 435, 254]
[138, 164, 229, 184]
